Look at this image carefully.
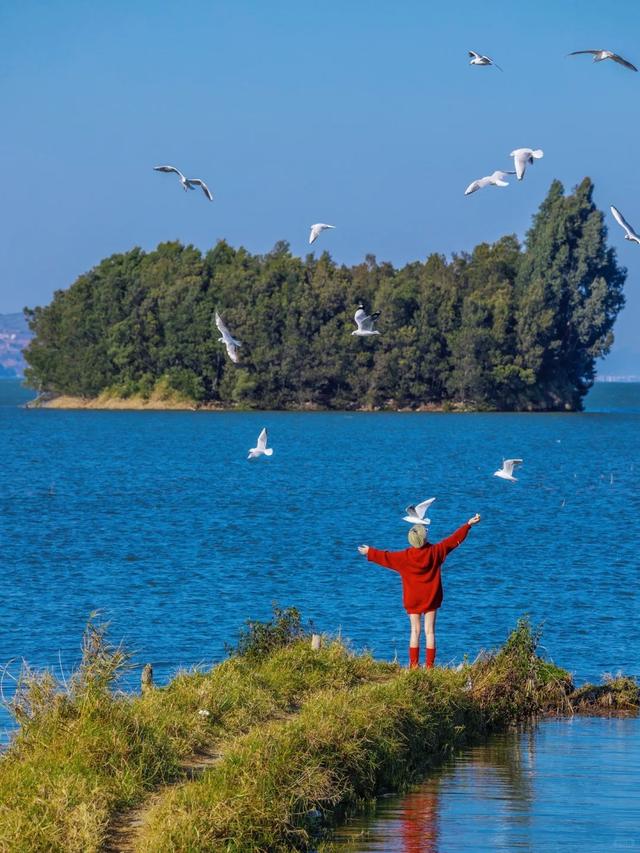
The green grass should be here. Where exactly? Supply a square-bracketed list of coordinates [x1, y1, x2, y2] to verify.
[0, 614, 393, 851]
[0, 613, 637, 852]
[135, 619, 581, 852]
[138, 669, 477, 851]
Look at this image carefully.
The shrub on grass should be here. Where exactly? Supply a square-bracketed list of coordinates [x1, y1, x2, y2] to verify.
[469, 617, 573, 724]
[230, 604, 311, 661]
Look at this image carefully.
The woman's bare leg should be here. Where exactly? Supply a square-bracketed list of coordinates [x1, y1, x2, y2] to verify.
[408, 613, 421, 668]
[424, 610, 437, 668]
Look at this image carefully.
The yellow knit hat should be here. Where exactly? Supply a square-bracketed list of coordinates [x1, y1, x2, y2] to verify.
[408, 525, 427, 547]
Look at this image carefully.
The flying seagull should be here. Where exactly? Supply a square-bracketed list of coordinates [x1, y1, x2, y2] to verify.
[494, 459, 523, 482]
[215, 312, 241, 363]
[352, 305, 381, 336]
[568, 50, 637, 72]
[309, 223, 335, 244]
[248, 428, 273, 460]
[468, 50, 502, 71]
[464, 170, 516, 195]
[403, 498, 436, 525]
[153, 165, 213, 201]
[510, 148, 544, 181]
[610, 206, 640, 244]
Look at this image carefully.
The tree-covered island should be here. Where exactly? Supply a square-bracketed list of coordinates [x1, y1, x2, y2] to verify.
[24, 178, 626, 411]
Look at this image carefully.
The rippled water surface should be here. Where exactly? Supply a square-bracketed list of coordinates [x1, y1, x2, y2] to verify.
[1, 381, 639, 737]
[333, 717, 640, 852]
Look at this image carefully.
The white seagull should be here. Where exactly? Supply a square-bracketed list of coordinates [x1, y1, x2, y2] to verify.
[510, 149, 544, 181]
[215, 312, 241, 363]
[153, 165, 213, 201]
[464, 170, 516, 195]
[352, 305, 381, 336]
[610, 206, 640, 244]
[494, 459, 523, 482]
[568, 50, 637, 72]
[468, 50, 502, 71]
[309, 223, 335, 244]
[403, 498, 436, 525]
[248, 428, 273, 460]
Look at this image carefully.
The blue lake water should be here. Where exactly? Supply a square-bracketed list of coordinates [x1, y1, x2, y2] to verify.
[1, 381, 639, 743]
[332, 717, 640, 853]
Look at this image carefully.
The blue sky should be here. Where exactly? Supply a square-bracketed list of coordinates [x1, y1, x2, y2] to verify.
[2, 0, 639, 372]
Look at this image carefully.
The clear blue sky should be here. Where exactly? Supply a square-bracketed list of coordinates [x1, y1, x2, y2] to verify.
[2, 0, 640, 372]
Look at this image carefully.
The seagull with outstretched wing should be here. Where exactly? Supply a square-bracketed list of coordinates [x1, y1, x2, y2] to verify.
[352, 305, 381, 336]
[215, 311, 242, 363]
[154, 165, 214, 200]
[465, 170, 516, 195]
[186, 178, 213, 201]
[468, 50, 502, 71]
[248, 428, 274, 460]
[154, 164, 188, 184]
[568, 50, 637, 72]
[610, 206, 640, 244]
[510, 148, 544, 181]
[494, 459, 523, 482]
[403, 498, 436, 525]
[309, 223, 335, 244]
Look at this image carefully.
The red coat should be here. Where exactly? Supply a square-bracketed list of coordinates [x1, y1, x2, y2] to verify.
[367, 523, 470, 613]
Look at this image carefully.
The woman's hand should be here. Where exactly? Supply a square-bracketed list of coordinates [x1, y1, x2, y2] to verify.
[468, 514, 481, 526]
[358, 545, 370, 556]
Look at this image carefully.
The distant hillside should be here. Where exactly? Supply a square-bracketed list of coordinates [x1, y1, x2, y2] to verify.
[0, 312, 31, 377]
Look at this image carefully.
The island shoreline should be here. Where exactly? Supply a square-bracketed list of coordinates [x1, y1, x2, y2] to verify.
[23, 392, 563, 414]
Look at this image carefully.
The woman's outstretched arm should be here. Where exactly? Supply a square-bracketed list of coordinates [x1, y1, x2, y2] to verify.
[438, 514, 481, 555]
[358, 544, 406, 573]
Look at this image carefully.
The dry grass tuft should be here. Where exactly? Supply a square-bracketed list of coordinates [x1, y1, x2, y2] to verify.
[569, 674, 639, 714]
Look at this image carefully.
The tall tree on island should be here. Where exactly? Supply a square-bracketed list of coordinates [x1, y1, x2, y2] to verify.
[515, 178, 626, 410]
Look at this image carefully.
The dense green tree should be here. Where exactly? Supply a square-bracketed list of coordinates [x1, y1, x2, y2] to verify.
[515, 178, 626, 410]
[23, 179, 627, 411]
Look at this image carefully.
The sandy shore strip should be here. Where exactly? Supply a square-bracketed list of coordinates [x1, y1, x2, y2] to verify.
[27, 392, 217, 411]
[27, 393, 458, 413]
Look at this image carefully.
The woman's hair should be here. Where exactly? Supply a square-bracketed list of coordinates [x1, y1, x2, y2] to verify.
[408, 525, 427, 547]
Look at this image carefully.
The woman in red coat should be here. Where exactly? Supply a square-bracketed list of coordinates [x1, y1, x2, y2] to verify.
[358, 513, 481, 669]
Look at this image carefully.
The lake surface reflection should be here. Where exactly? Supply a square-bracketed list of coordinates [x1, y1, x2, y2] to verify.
[333, 717, 640, 852]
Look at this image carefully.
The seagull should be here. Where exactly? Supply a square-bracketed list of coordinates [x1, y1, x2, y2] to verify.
[153, 165, 213, 201]
[403, 498, 436, 525]
[352, 305, 381, 336]
[468, 50, 502, 71]
[568, 50, 637, 72]
[510, 149, 544, 181]
[464, 170, 516, 195]
[309, 223, 335, 244]
[610, 206, 640, 244]
[248, 428, 273, 460]
[494, 459, 523, 482]
[215, 312, 241, 363]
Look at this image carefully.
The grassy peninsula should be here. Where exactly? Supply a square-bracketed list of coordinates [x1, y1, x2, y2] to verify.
[23, 178, 625, 413]
[1, 610, 637, 852]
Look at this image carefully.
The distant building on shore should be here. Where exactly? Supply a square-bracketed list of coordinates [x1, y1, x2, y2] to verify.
[596, 375, 640, 383]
